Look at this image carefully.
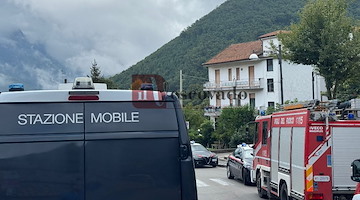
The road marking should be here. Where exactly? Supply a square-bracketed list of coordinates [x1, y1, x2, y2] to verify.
[196, 179, 209, 187]
[209, 178, 231, 186]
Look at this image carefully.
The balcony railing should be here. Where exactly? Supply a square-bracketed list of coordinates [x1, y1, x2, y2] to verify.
[204, 106, 222, 117]
[203, 78, 262, 90]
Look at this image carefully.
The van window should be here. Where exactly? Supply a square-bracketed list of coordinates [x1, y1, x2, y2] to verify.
[262, 121, 268, 144]
[249, 122, 259, 144]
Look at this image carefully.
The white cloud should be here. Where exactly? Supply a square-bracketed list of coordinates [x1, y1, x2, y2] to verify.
[1, 0, 226, 77]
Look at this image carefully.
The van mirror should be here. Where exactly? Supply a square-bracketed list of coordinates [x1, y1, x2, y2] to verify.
[351, 159, 360, 182]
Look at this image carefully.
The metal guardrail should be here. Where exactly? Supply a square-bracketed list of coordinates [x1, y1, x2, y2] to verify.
[204, 107, 222, 117]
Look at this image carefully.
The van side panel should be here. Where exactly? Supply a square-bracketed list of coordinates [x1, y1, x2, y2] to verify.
[84, 102, 182, 200]
[0, 142, 85, 200]
[85, 138, 181, 200]
[84, 102, 178, 133]
[0, 103, 84, 136]
[0, 103, 85, 200]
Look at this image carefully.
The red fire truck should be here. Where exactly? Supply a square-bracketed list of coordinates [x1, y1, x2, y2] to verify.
[252, 100, 360, 200]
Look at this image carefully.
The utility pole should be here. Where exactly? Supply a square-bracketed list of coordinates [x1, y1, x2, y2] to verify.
[278, 45, 284, 105]
[180, 70, 183, 107]
[312, 71, 315, 100]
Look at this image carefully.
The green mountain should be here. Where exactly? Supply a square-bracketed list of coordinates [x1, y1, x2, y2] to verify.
[111, 0, 360, 91]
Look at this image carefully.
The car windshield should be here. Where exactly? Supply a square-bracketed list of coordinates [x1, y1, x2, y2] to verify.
[191, 144, 208, 152]
[243, 149, 253, 158]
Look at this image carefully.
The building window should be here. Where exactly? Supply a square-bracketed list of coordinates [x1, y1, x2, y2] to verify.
[268, 102, 275, 108]
[236, 98, 241, 106]
[228, 68, 232, 81]
[215, 69, 220, 85]
[216, 97, 221, 107]
[249, 93, 255, 108]
[229, 94, 233, 107]
[267, 59, 273, 71]
[267, 79, 274, 92]
[236, 68, 240, 80]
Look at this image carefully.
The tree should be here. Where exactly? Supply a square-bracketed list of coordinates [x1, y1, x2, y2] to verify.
[90, 59, 101, 82]
[214, 105, 256, 148]
[279, 0, 360, 99]
[89, 59, 119, 89]
[198, 120, 215, 148]
[183, 105, 207, 130]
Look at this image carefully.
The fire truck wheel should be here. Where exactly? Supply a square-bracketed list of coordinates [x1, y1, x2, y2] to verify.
[280, 183, 290, 200]
[256, 173, 267, 198]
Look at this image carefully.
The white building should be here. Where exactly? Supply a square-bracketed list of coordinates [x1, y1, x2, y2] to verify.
[203, 30, 326, 119]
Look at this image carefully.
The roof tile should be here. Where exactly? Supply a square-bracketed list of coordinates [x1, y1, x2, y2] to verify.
[204, 40, 262, 65]
[258, 30, 290, 39]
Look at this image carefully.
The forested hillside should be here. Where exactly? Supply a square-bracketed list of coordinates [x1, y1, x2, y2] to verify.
[111, 0, 360, 91]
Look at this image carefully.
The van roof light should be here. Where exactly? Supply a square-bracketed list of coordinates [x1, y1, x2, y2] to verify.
[9, 83, 24, 92]
[72, 77, 95, 89]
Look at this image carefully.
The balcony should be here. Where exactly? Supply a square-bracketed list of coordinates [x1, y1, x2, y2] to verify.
[204, 106, 222, 117]
[203, 78, 263, 91]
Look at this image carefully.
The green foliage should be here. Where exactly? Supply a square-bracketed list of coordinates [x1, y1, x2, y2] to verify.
[96, 77, 118, 89]
[337, 62, 360, 101]
[279, 0, 360, 100]
[284, 98, 299, 104]
[109, 0, 360, 102]
[183, 105, 215, 147]
[198, 120, 215, 147]
[182, 83, 209, 107]
[90, 59, 102, 82]
[229, 126, 254, 147]
[183, 105, 207, 130]
[214, 105, 256, 148]
[266, 106, 277, 115]
[111, 0, 311, 92]
[89, 60, 119, 89]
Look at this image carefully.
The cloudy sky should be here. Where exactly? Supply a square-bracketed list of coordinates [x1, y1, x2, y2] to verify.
[1, 0, 226, 77]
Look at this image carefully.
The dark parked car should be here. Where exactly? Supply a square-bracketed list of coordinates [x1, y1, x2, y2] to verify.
[191, 142, 218, 167]
[226, 143, 255, 185]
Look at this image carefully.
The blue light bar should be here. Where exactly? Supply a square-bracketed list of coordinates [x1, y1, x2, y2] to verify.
[9, 83, 24, 92]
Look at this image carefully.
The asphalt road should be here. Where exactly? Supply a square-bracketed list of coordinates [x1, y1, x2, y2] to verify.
[195, 166, 261, 200]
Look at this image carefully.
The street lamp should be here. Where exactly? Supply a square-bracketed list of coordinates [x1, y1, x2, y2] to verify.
[249, 53, 259, 60]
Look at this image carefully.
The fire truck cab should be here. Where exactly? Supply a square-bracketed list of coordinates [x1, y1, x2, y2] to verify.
[252, 100, 360, 200]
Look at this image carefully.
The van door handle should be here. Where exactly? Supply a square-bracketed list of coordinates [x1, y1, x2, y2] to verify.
[180, 145, 189, 160]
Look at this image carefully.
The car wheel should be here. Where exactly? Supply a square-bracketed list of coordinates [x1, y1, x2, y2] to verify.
[227, 165, 234, 179]
[194, 162, 199, 168]
[212, 163, 217, 167]
[280, 183, 290, 200]
[243, 169, 251, 186]
[256, 173, 267, 198]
